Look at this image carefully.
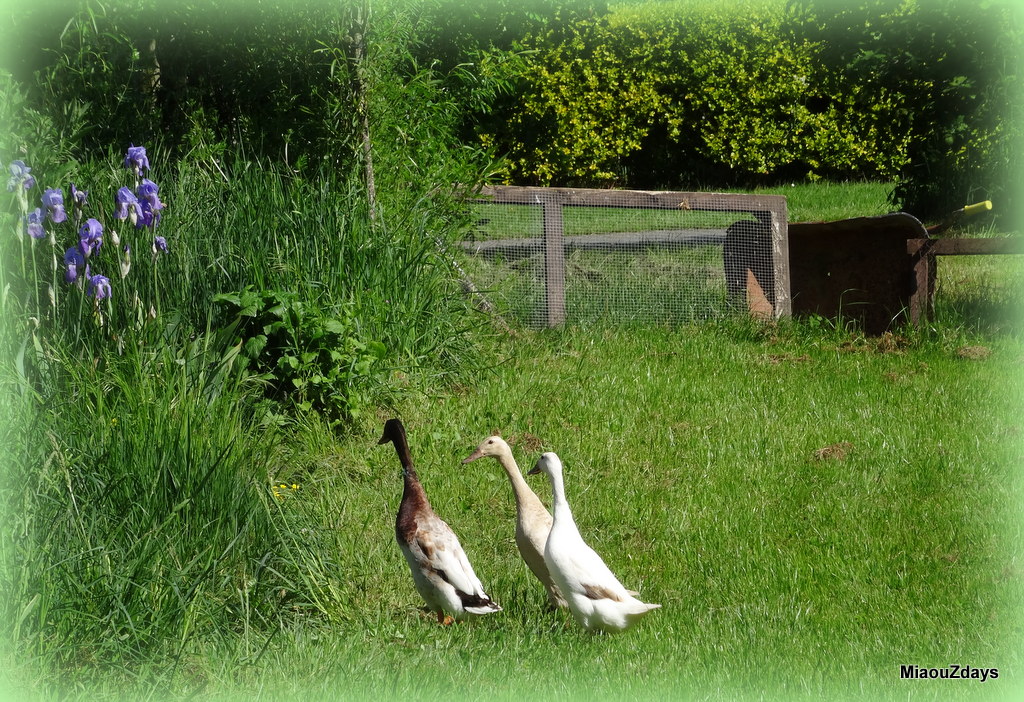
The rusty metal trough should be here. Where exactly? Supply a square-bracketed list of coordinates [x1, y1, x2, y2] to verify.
[788, 210, 1022, 335]
[788, 213, 925, 335]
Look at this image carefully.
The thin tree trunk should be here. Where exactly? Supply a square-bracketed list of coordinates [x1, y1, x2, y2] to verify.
[141, 37, 161, 117]
[350, 8, 376, 223]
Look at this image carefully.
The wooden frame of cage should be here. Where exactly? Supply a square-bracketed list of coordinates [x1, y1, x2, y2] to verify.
[467, 185, 790, 327]
[907, 236, 1024, 324]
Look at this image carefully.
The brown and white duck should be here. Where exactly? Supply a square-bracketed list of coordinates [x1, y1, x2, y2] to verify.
[462, 435, 567, 609]
[528, 452, 660, 633]
[378, 418, 502, 624]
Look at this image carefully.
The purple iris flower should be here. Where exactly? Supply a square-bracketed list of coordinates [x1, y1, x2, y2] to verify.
[153, 235, 168, 254]
[124, 145, 150, 174]
[137, 200, 163, 229]
[41, 188, 66, 224]
[136, 179, 164, 210]
[78, 218, 103, 258]
[115, 186, 142, 224]
[64, 246, 86, 283]
[87, 273, 112, 301]
[6, 160, 35, 192]
[26, 208, 46, 239]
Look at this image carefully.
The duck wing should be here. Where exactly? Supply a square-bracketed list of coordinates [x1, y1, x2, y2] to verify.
[552, 537, 632, 602]
[409, 513, 501, 613]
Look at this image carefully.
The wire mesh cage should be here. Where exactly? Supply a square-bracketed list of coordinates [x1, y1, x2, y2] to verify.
[458, 186, 789, 327]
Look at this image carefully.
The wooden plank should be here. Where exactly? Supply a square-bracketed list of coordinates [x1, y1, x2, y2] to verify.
[908, 241, 934, 325]
[478, 185, 786, 214]
[791, 213, 926, 334]
[906, 237, 1024, 256]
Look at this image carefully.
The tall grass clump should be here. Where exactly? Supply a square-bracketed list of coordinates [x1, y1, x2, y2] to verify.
[2, 342, 296, 694]
[152, 3, 499, 421]
[171, 158, 484, 379]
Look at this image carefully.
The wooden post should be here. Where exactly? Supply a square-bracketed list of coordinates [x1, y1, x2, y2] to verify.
[768, 204, 791, 317]
[907, 238, 935, 325]
[543, 196, 566, 326]
[906, 237, 1024, 326]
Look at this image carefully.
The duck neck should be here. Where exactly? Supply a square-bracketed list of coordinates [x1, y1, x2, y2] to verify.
[402, 465, 427, 498]
[496, 450, 536, 510]
[396, 463, 430, 544]
[390, 429, 429, 508]
[547, 467, 573, 525]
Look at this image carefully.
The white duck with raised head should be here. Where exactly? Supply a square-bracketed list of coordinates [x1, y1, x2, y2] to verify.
[378, 418, 502, 624]
[528, 452, 660, 633]
[463, 435, 567, 609]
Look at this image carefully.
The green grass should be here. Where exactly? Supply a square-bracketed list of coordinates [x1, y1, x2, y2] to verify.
[934, 255, 1024, 335]
[3, 176, 1022, 702]
[462, 244, 731, 327]
[0, 146, 488, 699]
[560, 246, 729, 323]
[741, 180, 896, 223]
[6, 320, 1020, 701]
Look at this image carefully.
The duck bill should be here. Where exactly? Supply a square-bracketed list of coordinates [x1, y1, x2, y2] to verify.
[461, 448, 484, 464]
[526, 464, 542, 476]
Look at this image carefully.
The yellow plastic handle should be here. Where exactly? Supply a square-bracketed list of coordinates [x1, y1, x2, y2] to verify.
[963, 200, 993, 217]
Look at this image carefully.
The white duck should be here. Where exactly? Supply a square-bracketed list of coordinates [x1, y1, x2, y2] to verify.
[462, 436, 567, 609]
[528, 452, 660, 633]
[378, 418, 502, 624]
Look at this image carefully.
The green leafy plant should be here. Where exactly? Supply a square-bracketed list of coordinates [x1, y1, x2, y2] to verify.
[489, 21, 668, 185]
[214, 287, 387, 425]
[791, 0, 1022, 223]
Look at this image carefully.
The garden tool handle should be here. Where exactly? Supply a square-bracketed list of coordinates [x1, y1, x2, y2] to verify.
[925, 200, 993, 236]
[961, 200, 992, 218]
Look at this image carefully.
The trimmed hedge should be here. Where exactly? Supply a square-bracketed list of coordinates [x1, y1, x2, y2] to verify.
[487, 1, 912, 187]
[481, 0, 1020, 223]
[794, 0, 1022, 221]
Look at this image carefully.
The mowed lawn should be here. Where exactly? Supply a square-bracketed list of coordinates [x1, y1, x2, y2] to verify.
[198, 320, 1024, 702]
[2, 179, 1020, 702]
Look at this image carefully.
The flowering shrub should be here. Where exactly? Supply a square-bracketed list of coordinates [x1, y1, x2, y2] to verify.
[5, 144, 171, 343]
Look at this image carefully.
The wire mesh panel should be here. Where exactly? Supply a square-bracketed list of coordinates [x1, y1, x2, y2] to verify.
[459, 186, 789, 327]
